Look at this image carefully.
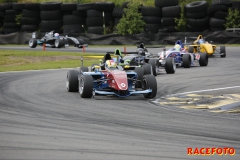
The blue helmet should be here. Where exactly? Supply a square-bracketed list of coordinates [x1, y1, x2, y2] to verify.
[199, 39, 204, 44]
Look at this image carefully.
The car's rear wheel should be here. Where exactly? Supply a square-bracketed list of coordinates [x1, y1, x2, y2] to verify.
[55, 39, 65, 48]
[142, 64, 152, 75]
[148, 59, 158, 76]
[134, 67, 144, 88]
[29, 38, 37, 48]
[79, 75, 93, 98]
[199, 53, 208, 66]
[220, 46, 226, 58]
[182, 54, 191, 68]
[66, 70, 79, 92]
[165, 57, 176, 74]
[142, 74, 157, 98]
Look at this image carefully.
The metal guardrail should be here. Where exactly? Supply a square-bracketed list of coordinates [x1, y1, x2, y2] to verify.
[226, 28, 240, 32]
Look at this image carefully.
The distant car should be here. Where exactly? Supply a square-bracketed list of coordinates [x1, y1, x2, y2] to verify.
[158, 40, 208, 68]
[187, 35, 226, 58]
[28, 30, 88, 48]
[66, 55, 157, 98]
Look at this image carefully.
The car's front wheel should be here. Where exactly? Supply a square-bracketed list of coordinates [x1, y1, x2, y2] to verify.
[55, 39, 65, 48]
[165, 57, 176, 74]
[66, 70, 79, 92]
[142, 74, 157, 98]
[79, 75, 93, 98]
[29, 38, 37, 48]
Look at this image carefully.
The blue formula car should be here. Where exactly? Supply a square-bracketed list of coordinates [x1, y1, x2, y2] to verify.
[158, 40, 208, 68]
[66, 56, 157, 98]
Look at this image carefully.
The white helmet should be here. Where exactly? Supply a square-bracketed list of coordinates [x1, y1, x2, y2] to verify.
[174, 44, 181, 51]
[54, 33, 60, 37]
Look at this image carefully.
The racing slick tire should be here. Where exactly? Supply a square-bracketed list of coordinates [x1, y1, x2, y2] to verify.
[142, 64, 152, 75]
[188, 46, 194, 53]
[80, 66, 89, 74]
[142, 75, 157, 98]
[182, 54, 191, 68]
[54, 39, 65, 48]
[66, 70, 79, 92]
[165, 57, 176, 74]
[220, 46, 226, 58]
[148, 59, 158, 76]
[29, 38, 37, 48]
[199, 53, 208, 66]
[134, 67, 144, 88]
[79, 75, 93, 98]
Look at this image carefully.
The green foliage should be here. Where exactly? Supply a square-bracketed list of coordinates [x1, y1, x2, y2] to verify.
[115, 1, 145, 36]
[224, 8, 240, 29]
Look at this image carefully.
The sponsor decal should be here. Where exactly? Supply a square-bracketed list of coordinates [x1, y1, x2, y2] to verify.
[121, 83, 126, 87]
[187, 147, 235, 156]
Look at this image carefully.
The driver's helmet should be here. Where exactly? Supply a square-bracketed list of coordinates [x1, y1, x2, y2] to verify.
[199, 39, 204, 44]
[174, 44, 181, 51]
[106, 60, 117, 68]
[139, 43, 144, 49]
[137, 48, 145, 56]
[54, 33, 60, 38]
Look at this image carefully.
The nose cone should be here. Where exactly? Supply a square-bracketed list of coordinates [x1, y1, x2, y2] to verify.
[111, 70, 128, 90]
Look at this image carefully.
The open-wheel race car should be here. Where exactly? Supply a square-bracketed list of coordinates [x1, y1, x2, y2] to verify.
[29, 30, 88, 48]
[186, 35, 226, 58]
[66, 56, 157, 98]
[157, 40, 208, 68]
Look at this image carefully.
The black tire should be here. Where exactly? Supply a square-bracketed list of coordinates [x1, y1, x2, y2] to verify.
[72, 10, 86, 17]
[86, 16, 113, 27]
[13, 3, 25, 11]
[148, 59, 158, 76]
[3, 22, 19, 28]
[63, 15, 85, 25]
[213, 11, 227, 19]
[154, 0, 178, 7]
[188, 46, 194, 53]
[231, 1, 240, 10]
[40, 10, 62, 20]
[40, 20, 63, 30]
[142, 64, 152, 75]
[187, 16, 209, 28]
[63, 24, 85, 34]
[77, 3, 94, 11]
[199, 53, 208, 66]
[134, 67, 144, 88]
[66, 70, 78, 92]
[207, 5, 228, 16]
[5, 10, 20, 15]
[21, 25, 39, 32]
[182, 54, 191, 68]
[185, 11, 206, 19]
[142, 75, 157, 98]
[112, 7, 124, 18]
[54, 39, 65, 48]
[142, 16, 161, 24]
[87, 26, 104, 34]
[162, 5, 181, 18]
[21, 17, 40, 25]
[29, 38, 37, 48]
[87, 9, 112, 17]
[25, 3, 40, 10]
[22, 10, 40, 18]
[186, 24, 209, 32]
[144, 23, 161, 33]
[209, 17, 226, 28]
[79, 75, 93, 98]
[161, 17, 175, 26]
[80, 66, 89, 74]
[61, 3, 77, 11]
[3, 28, 20, 34]
[165, 57, 176, 74]
[141, 6, 161, 16]
[94, 2, 115, 12]
[0, 3, 13, 11]
[220, 46, 226, 58]
[40, 2, 61, 11]
[212, 0, 230, 6]
[4, 15, 16, 22]
[185, 1, 208, 13]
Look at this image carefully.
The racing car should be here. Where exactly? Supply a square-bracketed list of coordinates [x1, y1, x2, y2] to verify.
[28, 30, 88, 48]
[66, 56, 157, 98]
[187, 35, 226, 58]
[157, 40, 208, 68]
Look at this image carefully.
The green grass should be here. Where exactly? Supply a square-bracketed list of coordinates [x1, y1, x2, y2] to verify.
[0, 50, 104, 72]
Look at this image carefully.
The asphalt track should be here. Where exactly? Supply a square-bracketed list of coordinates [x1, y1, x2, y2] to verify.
[0, 46, 240, 160]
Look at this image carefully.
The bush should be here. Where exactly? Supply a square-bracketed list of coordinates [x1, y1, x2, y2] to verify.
[115, 1, 145, 36]
[224, 8, 240, 29]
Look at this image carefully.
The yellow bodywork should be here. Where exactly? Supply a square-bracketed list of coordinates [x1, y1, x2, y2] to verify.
[187, 35, 216, 56]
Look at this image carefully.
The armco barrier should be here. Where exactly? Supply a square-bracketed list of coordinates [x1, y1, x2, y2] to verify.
[0, 31, 240, 45]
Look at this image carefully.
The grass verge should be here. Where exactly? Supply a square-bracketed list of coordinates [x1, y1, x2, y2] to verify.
[0, 50, 104, 72]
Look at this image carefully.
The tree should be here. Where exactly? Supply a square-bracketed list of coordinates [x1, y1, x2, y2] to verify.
[224, 8, 240, 29]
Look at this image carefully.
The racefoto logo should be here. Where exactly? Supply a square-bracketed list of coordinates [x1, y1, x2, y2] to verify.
[187, 147, 236, 156]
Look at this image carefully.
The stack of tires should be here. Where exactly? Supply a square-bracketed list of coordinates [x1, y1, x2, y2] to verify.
[231, 1, 240, 10]
[141, 6, 161, 33]
[21, 3, 40, 32]
[62, 3, 85, 34]
[84, 2, 115, 34]
[208, 0, 230, 31]
[112, 6, 124, 31]
[1, 3, 21, 34]
[185, 1, 209, 32]
[40, 2, 63, 33]
[155, 0, 179, 32]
